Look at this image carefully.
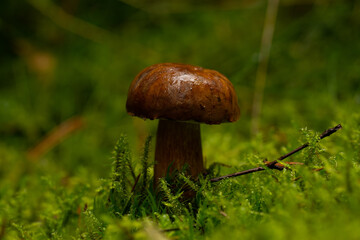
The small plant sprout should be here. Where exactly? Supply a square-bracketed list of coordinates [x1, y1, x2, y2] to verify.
[126, 63, 240, 186]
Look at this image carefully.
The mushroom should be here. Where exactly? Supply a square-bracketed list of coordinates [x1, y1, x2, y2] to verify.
[126, 63, 240, 185]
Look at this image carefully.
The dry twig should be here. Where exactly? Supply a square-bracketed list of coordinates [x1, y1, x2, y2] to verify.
[210, 124, 342, 183]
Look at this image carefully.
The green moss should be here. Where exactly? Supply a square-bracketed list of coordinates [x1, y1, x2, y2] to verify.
[1, 0, 360, 239]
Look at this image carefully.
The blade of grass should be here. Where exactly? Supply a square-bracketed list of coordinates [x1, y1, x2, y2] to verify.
[251, 0, 280, 136]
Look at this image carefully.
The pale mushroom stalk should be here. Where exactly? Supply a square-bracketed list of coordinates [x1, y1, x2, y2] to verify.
[154, 119, 203, 182]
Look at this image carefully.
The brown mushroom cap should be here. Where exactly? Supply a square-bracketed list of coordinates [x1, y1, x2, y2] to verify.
[126, 63, 240, 124]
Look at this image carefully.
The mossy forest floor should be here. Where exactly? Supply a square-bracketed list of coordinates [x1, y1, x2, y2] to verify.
[1, 0, 360, 239]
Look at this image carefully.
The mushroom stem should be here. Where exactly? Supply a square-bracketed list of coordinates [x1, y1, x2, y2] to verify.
[154, 119, 204, 185]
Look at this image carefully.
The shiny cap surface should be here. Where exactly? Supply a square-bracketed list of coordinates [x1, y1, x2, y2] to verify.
[126, 63, 240, 124]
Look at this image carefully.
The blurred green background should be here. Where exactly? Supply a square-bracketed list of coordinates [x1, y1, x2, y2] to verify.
[1, 0, 360, 239]
[1, 0, 359, 177]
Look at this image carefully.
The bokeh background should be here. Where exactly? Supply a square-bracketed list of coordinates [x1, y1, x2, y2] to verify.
[1, 0, 359, 177]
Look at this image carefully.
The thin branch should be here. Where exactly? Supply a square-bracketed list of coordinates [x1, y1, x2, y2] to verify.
[210, 162, 301, 183]
[277, 124, 342, 161]
[210, 124, 342, 183]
